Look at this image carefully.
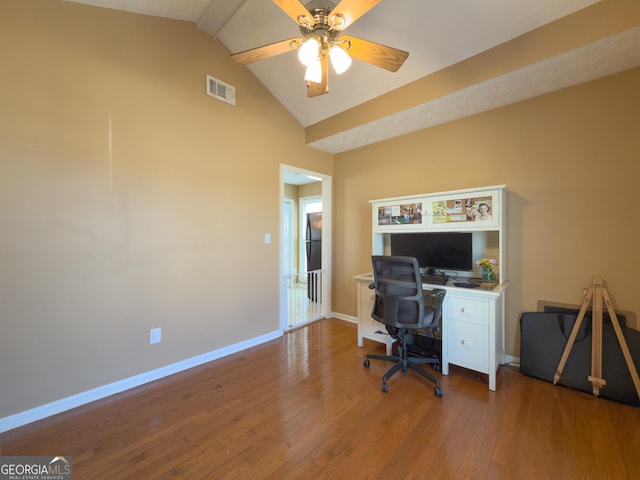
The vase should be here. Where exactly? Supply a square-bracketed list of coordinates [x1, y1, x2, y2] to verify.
[481, 268, 496, 287]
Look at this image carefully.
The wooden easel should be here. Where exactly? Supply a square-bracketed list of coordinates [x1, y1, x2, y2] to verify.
[553, 276, 640, 400]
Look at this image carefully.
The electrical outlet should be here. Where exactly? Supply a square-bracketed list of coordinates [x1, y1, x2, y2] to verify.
[150, 328, 162, 344]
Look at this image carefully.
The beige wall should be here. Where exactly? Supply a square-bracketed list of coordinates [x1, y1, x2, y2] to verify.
[332, 67, 640, 358]
[0, 0, 332, 418]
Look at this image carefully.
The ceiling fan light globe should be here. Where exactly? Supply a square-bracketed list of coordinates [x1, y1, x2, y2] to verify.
[304, 59, 322, 84]
[298, 39, 319, 67]
[330, 45, 351, 74]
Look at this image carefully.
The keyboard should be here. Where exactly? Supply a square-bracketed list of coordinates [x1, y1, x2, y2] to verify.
[421, 273, 449, 285]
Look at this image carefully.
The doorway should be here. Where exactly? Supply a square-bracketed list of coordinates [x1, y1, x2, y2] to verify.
[280, 165, 332, 331]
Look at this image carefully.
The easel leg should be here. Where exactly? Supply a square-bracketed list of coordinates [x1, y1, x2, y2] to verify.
[602, 288, 640, 400]
[588, 277, 606, 395]
[553, 287, 592, 385]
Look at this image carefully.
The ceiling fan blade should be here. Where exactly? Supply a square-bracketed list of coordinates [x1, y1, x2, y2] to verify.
[330, 0, 381, 30]
[341, 35, 409, 72]
[273, 0, 311, 24]
[231, 38, 303, 65]
[307, 55, 329, 97]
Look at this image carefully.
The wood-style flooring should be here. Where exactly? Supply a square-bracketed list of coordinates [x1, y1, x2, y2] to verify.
[2, 319, 639, 479]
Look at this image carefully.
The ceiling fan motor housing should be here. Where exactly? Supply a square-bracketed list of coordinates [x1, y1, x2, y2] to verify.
[299, 6, 342, 50]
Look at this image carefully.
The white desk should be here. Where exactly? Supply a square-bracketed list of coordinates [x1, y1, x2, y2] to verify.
[354, 273, 508, 391]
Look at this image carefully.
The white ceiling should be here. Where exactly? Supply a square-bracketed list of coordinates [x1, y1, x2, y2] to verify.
[64, 1, 640, 155]
[282, 171, 320, 186]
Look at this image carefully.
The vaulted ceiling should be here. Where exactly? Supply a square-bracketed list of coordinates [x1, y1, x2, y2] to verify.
[65, 1, 640, 153]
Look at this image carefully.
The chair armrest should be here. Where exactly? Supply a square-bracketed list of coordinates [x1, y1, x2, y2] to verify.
[427, 288, 446, 300]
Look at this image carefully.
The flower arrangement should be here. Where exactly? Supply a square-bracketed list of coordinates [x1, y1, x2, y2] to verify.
[476, 258, 497, 286]
[476, 258, 497, 271]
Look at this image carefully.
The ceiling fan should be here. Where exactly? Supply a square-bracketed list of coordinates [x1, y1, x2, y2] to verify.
[230, 0, 409, 97]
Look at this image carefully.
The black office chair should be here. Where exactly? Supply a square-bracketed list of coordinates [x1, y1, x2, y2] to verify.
[363, 255, 446, 396]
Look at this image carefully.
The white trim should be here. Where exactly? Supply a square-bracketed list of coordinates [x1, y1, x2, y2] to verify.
[0, 329, 283, 433]
[282, 199, 295, 277]
[502, 354, 520, 366]
[331, 312, 358, 324]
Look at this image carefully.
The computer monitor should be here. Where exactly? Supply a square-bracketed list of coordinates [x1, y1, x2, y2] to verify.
[390, 232, 473, 272]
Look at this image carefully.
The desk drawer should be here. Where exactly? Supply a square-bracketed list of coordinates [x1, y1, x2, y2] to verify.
[447, 319, 489, 371]
[447, 296, 489, 326]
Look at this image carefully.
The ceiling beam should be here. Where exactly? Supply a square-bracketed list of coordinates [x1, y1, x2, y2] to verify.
[304, 0, 640, 148]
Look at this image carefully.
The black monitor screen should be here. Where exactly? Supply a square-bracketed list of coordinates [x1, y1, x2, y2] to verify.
[390, 232, 473, 271]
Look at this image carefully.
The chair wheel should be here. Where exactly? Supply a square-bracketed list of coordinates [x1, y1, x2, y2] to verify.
[363, 359, 370, 368]
[433, 363, 441, 373]
[434, 386, 443, 397]
[382, 382, 388, 393]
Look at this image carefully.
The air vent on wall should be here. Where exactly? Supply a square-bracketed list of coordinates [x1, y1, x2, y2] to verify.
[206, 75, 236, 106]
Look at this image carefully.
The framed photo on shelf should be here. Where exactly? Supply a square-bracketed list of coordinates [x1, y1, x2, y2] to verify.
[372, 201, 426, 232]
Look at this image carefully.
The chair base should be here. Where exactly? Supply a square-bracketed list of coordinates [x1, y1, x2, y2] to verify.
[364, 347, 442, 397]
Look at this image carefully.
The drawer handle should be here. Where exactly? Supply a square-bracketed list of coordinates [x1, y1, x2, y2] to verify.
[460, 339, 468, 346]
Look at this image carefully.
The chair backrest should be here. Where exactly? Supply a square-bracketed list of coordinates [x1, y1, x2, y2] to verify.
[371, 255, 444, 330]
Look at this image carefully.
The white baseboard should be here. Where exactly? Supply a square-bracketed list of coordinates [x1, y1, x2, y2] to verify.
[0, 329, 283, 434]
[502, 354, 520, 367]
[331, 312, 357, 324]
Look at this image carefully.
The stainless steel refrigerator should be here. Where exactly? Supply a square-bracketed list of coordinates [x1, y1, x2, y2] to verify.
[305, 212, 322, 301]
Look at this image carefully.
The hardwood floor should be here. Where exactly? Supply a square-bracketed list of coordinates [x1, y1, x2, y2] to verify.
[2, 319, 639, 479]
